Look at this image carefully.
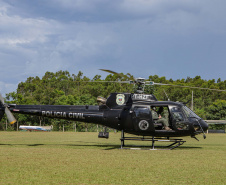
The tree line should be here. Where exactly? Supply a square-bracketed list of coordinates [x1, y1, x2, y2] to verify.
[1, 70, 226, 131]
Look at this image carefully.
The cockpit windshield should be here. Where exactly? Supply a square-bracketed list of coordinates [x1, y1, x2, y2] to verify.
[182, 106, 201, 119]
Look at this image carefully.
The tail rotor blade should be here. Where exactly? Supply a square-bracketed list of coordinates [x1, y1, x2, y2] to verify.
[5, 107, 16, 124]
[0, 93, 16, 124]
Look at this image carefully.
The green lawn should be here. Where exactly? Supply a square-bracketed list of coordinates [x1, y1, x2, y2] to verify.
[0, 132, 226, 184]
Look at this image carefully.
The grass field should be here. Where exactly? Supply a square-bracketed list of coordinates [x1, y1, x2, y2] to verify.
[0, 132, 226, 185]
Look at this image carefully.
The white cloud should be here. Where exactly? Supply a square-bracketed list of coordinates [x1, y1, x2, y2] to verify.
[0, 4, 58, 47]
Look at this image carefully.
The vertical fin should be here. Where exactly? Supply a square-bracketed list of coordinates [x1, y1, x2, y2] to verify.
[0, 101, 4, 121]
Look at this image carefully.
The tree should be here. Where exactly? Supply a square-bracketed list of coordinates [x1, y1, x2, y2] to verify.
[206, 100, 226, 120]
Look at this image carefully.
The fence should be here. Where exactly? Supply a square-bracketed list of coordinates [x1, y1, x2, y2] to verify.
[205, 120, 226, 134]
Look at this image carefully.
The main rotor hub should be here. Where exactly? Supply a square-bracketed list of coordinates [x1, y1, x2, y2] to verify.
[136, 78, 145, 83]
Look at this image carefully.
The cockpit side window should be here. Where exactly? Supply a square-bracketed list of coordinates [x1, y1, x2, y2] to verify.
[182, 106, 201, 119]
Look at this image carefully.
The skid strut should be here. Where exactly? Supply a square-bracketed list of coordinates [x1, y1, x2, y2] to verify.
[120, 130, 186, 150]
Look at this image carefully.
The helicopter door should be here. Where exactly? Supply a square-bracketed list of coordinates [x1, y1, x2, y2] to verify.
[133, 106, 155, 132]
[169, 106, 191, 131]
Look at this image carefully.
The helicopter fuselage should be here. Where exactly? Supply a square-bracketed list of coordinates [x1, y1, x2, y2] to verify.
[1, 93, 208, 138]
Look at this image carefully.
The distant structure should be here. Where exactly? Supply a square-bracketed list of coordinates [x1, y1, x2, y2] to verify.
[19, 125, 53, 132]
[205, 120, 226, 133]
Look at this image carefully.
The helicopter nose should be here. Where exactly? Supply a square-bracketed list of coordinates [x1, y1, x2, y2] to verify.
[193, 119, 208, 132]
[200, 120, 208, 131]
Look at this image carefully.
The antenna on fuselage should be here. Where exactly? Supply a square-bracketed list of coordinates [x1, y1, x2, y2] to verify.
[163, 90, 170, 101]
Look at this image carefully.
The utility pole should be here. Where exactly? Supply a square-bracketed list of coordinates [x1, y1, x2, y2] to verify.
[191, 91, 194, 111]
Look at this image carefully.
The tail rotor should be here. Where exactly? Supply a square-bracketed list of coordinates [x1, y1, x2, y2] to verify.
[0, 93, 16, 124]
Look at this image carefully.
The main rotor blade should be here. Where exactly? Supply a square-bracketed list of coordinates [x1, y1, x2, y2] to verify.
[74, 80, 132, 84]
[100, 69, 135, 81]
[100, 69, 120, 76]
[100, 69, 127, 79]
[153, 83, 226, 92]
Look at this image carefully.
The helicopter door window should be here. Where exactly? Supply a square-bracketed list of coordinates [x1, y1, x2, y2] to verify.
[170, 106, 185, 122]
[170, 106, 190, 130]
[134, 106, 150, 118]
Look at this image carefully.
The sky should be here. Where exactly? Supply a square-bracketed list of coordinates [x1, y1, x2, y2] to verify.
[0, 0, 226, 95]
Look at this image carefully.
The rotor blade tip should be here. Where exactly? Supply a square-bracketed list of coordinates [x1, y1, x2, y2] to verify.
[10, 120, 16, 124]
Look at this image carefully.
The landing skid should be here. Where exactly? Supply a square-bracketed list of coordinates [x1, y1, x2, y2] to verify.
[120, 130, 186, 150]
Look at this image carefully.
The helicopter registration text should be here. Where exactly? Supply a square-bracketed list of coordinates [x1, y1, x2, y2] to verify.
[132, 94, 149, 100]
[42, 111, 85, 119]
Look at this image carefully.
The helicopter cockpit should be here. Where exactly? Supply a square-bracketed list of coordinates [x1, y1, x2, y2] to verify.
[169, 105, 208, 132]
[151, 103, 208, 133]
[181, 105, 208, 132]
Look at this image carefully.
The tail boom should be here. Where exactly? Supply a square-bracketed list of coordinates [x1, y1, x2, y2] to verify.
[8, 104, 104, 124]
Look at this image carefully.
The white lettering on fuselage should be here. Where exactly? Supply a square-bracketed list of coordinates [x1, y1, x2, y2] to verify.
[42, 111, 85, 119]
[132, 94, 149, 100]
[68, 113, 85, 119]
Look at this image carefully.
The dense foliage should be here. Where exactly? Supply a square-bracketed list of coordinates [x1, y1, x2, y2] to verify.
[1, 70, 226, 131]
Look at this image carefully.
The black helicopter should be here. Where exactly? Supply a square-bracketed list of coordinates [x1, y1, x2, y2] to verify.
[0, 69, 209, 150]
